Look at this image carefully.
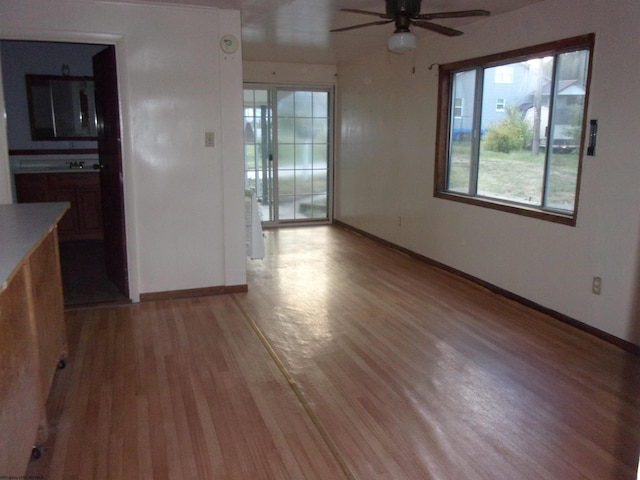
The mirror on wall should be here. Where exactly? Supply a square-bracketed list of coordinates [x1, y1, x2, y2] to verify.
[26, 74, 98, 140]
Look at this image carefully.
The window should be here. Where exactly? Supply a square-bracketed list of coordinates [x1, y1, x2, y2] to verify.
[494, 65, 513, 84]
[434, 34, 594, 225]
[453, 97, 463, 118]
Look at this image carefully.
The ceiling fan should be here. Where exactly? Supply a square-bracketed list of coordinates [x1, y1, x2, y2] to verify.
[331, 0, 490, 53]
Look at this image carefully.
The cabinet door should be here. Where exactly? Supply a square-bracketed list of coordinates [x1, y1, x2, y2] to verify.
[77, 186, 103, 235]
[29, 228, 67, 399]
[0, 265, 44, 475]
[15, 172, 104, 241]
[14, 174, 48, 203]
[49, 173, 103, 241]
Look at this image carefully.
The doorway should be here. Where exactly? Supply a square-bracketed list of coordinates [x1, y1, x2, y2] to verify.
[0, 40, 129, 306]
[243, 86, 333, 225]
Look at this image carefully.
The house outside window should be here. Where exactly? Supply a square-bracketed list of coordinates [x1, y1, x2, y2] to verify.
[453, 97, 463, 118]
[494, 65, 514, 83]
[434, 34, 594, 225]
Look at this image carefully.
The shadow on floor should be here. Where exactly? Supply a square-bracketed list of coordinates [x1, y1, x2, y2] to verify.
[58, 240, 129, 307]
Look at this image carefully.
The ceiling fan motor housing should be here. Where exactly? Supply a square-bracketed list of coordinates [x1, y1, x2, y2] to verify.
[386, 0, 422, 17]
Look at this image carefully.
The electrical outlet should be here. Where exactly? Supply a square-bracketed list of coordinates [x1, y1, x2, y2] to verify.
[205, 131, 215, 147]
[397, 216, 402, 227]
[592, 276, 602, 295]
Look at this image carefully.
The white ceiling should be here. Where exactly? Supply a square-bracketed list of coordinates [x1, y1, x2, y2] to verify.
[108, 0, 544, 64]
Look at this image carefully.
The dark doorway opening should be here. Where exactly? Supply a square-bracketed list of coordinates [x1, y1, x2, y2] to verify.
[59, 240, 129, 306]
[1, 40, 129, 307]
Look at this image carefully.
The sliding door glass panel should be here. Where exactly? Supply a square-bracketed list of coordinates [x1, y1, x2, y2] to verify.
[243, 88, 274, 221]
[276, 89, 330, 222]
[244, 86, 331, 225]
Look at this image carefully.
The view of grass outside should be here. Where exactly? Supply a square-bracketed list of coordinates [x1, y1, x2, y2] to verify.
[448, 141, 579, 210]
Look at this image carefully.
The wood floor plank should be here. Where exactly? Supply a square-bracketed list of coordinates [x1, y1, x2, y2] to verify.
[27, 287, 348, 479]
[236, 226, 640, 480]
[25, 225, 640, 479]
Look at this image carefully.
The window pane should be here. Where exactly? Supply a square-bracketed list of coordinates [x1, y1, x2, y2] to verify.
[243, 90, 255, 106]
[478, 59, 549, 205]
[295, 118, 313, 143]
[448, 70, 476, 194]
[494, 65, 513, 84]
[278, 195, 294, 219]
[544, 50, 589, 211]
[477, 149, 544, 205]
[294, 91, 313, 117]
[277, 91, 295, 116]
[313, 118, 328, 143]
[309, 195, 328, 218]
[313, 144, 328, 169]
[279, 144, 294, 169]
[244, 89, 271, 200]
[278, 117, 294, 143]
[295, 170, 313, 195]
[295, 144, 312, 168]
[312, 92, 328, 118]
[253, 89, 269, 106]
[250, 169, 268, 199]
[278, 170, 294, 195]
[312, 170, 327, 194]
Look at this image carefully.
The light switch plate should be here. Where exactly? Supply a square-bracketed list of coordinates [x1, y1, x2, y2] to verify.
[205, 131, 215, 147]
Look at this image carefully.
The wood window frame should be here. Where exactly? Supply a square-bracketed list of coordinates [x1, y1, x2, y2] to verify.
[434, 34, 595, 226]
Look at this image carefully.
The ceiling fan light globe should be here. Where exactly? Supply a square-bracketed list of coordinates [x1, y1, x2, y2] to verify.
[387, 31, 417, 54]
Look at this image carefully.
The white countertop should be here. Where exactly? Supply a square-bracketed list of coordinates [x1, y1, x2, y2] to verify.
[0, 202, 69, 288]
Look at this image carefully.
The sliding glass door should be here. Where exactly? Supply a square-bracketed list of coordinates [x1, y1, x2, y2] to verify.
[243, 86, 332, 225]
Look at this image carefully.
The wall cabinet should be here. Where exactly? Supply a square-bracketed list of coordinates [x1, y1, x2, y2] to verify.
[15, 173, 103, 242]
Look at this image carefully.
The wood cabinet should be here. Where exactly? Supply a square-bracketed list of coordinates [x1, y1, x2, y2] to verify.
[15, 172, 103, 242]
[0, 203, 68, 476]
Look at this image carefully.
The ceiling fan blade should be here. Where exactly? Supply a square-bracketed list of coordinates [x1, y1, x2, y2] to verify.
[411, 20, 464, 36]
[331, 19, 394, 33]
[339, 8, 391, 19]
[415, 10, 490, 20]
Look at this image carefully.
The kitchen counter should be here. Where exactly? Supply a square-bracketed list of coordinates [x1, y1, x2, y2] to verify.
[0, 201, 69, 474]
[0, 202, 69, 287]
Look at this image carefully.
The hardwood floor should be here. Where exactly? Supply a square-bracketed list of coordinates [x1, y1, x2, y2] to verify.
[26, 225, 640, 479]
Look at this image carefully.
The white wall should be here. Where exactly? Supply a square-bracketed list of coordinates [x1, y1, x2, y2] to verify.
[0, 0, 245, 301]
[243, 61, 337, 85]
[335, 0, 640, 345]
